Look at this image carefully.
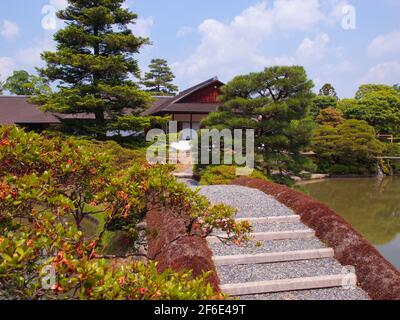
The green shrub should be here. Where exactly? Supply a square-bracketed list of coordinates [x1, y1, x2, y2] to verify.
[384, 143, 400, 174]
[199, 165, 269, 185]
[312, 120, 384, 175]
[0, 126, 252, 300]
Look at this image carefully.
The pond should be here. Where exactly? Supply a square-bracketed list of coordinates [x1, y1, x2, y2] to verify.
[303, 177, 400, 270]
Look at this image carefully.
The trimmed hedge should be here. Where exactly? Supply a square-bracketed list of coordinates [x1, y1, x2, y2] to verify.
[232, 177, 400, 300]
[198, 165, 269, 186]
[146, 205, 220, 292]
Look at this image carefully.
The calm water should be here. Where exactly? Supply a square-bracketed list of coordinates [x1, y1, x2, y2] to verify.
[303, 177, 400, 269]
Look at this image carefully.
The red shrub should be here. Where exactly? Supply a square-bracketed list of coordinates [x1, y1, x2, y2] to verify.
[146, 206, 188, 259]
[155, 236, 219, 291]
[146, 207, 220, 292]
[233, 177, 400, 300]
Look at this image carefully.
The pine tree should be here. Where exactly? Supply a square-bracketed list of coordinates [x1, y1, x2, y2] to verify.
[319, 83, 338, 99]
[142, 59, 178, 95]
[202, 66, 316, 178]
[0, 73, 4, 95]
[32, 0, 151, 134]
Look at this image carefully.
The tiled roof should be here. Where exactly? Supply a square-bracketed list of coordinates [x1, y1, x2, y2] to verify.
[0, 96, 61, 124]
[0, 78, 224, 125]
[142, 77, 224, 116]
[0, 96, 98, 125]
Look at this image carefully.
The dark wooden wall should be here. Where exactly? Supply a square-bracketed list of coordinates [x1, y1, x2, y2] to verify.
[181, 84, 222, 104]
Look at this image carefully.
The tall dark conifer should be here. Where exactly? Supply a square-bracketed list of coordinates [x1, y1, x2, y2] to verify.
[142, 59, 178, 95]
[33, 0, 151, 133]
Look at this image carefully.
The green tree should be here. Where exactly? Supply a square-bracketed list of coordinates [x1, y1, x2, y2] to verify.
[312, 119, 384, 174]
[0, 74, 4, 95]
[355, 84, 394, 100]
[3, 70, 51, 95]
[319, 83, 338, 98]
[310, 95, 338, 118]
[142, 59, 178, 95]
[316, 108, 344, 127]
[338, 85, 400, 134]
[32, 0, 152, 135]
[202, 66, 315, 177]
[393, 84, 400, 93]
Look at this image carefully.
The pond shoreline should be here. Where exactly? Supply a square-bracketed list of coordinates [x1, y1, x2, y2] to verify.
[295, 174, 392, 186]
[302, 176, 400, 270]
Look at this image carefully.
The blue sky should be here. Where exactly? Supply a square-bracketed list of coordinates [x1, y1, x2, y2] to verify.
[0, 0, 400, 98]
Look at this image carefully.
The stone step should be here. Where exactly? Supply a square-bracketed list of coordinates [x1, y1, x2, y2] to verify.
[207, 230, 315, 244]
[211, 221, 310, 235]
[249, 221, 311, 233]
[173, 173, 193, 179]
[220, 274, 357, 296]
[236, 216, 300, 224]
[217, 258, 347, 285]
[240, 287, 370, 300]
[213, 248, 334, 266]
[209, 238, 328, 257]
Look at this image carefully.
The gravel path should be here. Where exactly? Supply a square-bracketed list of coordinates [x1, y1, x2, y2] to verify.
[196, 184, 370, 300]
[198, 185, 296, 218]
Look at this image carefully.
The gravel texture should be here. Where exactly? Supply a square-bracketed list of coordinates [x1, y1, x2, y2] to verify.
[210, 222, 310, 236]
[209, 238, 328, 256]
[217, 258, 345, 284]
[240, 287, 370, 300]
[196, 184, 370, 300]
[177, 178, 199, 187]
[198, 185, 296, 218]
[247, 221, 310, 233]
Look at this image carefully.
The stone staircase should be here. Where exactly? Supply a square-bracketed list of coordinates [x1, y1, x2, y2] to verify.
[207, 214, 369, 299]
[175, 174, 370, 300]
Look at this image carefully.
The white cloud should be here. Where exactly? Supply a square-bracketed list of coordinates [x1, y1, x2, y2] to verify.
[176, 26, 193, 38]
[296, 33, 330, 62]
[362, 61, 400, 85]
[273, 0, 323, 30]
[16, 35, 55, 69]
[49, 0, 68, 10]
[328, 0, 350, 20]
[129, 17, 154, 37]
[0, 20, 20, 39]
[0, 57, 15, 80]
[172, 0, 346, 86]
[368, 30, 400, 57]
[172, 1, 275, 85]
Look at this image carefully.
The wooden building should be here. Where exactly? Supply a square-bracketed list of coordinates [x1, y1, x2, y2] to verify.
[142, 77, 224, 139]
[0, 77, 224, 137]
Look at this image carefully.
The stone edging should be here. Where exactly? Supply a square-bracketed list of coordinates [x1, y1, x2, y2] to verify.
[232, 177, 400, 300]
[146, 205, 220, 292]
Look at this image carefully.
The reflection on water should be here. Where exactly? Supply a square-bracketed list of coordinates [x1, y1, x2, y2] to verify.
[303, 177, 400, 269]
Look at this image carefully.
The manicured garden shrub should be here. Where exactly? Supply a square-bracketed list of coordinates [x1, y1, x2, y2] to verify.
[0, 211, 222, 300]
[0, 126, 251, 300]
[312, 119, 384, 175]
[198, 165, 269, 185]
